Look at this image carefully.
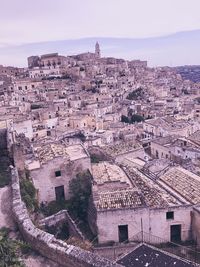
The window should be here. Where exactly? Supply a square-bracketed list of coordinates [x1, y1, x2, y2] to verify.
[166, 211, 174, 220]
[55, 170, 61, 177]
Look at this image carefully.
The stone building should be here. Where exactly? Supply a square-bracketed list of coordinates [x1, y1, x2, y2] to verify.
[25, 142, 91, 204]
[88, 161, 194, 245]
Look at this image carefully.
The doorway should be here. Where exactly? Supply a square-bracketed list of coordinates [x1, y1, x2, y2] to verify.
[118, 225, 128, 243]
[170, 224, 181, 243]
[55, 185, 65, 201]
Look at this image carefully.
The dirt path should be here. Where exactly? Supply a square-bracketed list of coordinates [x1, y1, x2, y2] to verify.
[0, 185, 15, 230]
[24, 254, 61, 267]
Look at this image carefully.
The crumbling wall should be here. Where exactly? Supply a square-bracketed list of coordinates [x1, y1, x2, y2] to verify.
[39, 210, 85, 240]
[11, 166, 122, 267]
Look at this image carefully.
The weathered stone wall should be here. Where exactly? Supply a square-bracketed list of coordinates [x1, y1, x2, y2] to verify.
[39, 210, 85, 240]
[30, 156, 91, 203]
[11, 166, 122, 267]
[191, 206, 200, 245]
[96, 205, 193, 244]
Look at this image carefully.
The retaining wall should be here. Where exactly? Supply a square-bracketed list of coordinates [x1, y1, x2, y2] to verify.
[11, 166, 122, 267]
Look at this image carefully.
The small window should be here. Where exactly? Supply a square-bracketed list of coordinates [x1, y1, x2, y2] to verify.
[166, 211, 174, 220]
[55, 170, 61, 177]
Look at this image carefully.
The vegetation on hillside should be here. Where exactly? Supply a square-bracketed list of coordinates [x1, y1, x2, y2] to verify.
[126, 87, 145, 100]
[0, 227, 30, 267]
[121, 114, 145, 124]
[19, 170, 38, 212]
[0, 149, 11, 188]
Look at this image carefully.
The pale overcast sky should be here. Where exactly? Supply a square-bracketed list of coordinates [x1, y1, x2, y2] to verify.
[1, 0, 200, 45]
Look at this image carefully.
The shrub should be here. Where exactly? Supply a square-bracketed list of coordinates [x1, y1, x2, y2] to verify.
[20, 178, 38, 211]
[0, 228, 26, 267]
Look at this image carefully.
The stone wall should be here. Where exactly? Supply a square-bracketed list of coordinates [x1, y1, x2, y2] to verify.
[191, 206, 200, 245]
[11, 166, 122, 267]
[30, 156, 91, 204]
[39, 210, 85, 240]
[96, 205, 193, 244]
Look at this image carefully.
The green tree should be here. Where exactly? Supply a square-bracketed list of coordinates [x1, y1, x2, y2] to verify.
[121, 115, 130, 123]
[126, 87, 144, 100]
[131, 114, 144, 123]
[68, 171, 92, 222]
[20, 178, 38, 211]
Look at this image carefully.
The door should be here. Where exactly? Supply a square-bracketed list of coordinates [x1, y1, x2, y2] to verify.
[55, 185, 65, 201]
[118, 225, 128, 243]
[170, 224, 181, 243]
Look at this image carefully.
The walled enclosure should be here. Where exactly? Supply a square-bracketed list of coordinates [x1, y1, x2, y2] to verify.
[11, 166, 122, 267]
[39, 210, 85, 241]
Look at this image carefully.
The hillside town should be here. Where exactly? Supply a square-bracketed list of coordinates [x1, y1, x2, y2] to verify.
[1, 43, 200, 267]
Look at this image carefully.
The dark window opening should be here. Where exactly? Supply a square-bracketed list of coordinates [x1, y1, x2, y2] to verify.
[55, 170, 61, 177]
[166, 211, 174, 220]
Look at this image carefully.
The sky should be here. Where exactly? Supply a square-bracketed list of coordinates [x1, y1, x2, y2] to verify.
[1, 0, 200, 45]
[1, 0, 200, 66]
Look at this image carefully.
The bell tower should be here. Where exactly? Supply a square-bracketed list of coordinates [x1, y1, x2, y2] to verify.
[95, 42, 100, 58]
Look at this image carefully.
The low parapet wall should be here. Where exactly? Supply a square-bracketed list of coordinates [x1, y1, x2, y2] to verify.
[11, 166, 122, 267]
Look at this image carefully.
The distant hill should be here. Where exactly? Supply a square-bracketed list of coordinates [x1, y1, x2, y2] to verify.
[175, 65, 200, 83]
[1, 29, 200, 67]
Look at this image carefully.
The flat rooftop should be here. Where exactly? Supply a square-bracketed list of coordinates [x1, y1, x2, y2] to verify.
[35, 143, 88, 164]
[92, 162, 131, 186]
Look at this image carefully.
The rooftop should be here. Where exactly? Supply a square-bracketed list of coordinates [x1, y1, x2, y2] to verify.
[145, 117, 190, 131]
[159, 166, 200, 204]
[92, 162, 131, 186]
[117, 243, 195, 267]
[35, 143, 88, 164]
[103, 141, 142, 157]
[92, 162, 181, 211]
[97, 189, 142, 210]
